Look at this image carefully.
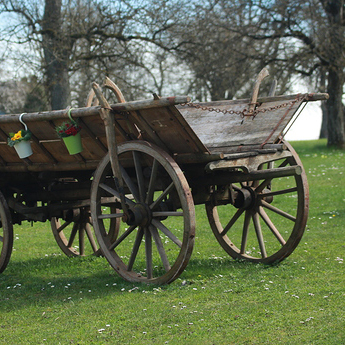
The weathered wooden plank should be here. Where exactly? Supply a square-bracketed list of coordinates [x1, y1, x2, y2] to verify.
[174, 152, 224, 165]
[205, 150, 293, 173]
[132, 106, 208, 155]
[208, 144, 286, 154]
[0, 159, 100, 172]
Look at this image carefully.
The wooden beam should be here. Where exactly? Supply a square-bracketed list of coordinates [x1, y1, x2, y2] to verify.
[0, 96, 191, 124]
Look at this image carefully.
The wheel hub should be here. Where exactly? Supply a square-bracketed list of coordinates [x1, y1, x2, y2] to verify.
[233, 187, 256, 209]
[123, 203, 152, 227]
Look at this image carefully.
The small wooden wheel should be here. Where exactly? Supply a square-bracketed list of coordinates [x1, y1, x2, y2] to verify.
[206, 141, 309, 263]
[91, 141, 195, 284]
[51, 206, 119, 257]
[0, 191, 13, 273]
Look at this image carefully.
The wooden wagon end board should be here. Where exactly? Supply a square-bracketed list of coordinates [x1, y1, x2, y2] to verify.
[178, 93, 327, 152]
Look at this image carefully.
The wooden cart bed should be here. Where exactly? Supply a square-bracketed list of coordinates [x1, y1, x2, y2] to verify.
[0, 92, 327, 173]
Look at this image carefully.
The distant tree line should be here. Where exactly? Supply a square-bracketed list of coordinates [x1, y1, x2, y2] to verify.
[0, 0, 344, 147]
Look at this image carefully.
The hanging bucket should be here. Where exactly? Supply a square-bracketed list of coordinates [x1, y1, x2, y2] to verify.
[62, 132, 83, 155]
[14, 140, 33, 159]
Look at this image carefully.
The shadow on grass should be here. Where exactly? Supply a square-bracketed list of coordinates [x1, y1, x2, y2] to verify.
[0, 252, 287, 311]
[184, 255, 284, 277]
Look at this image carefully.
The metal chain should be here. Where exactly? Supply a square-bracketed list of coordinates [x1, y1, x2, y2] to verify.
[180, 94, 307, 119]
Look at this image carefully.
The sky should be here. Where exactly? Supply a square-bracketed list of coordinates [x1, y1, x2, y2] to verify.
[284, 101, 322, 141]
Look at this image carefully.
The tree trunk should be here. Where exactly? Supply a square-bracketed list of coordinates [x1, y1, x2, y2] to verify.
[319, 66, 328, 139]
[322, 0, 345, 147]
[42, 0, 71, 110]
[326, 66, 345, 148]
[319, 102, 328, 139]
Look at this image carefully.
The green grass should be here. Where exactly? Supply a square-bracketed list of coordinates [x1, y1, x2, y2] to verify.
[0, 139, 344, 344]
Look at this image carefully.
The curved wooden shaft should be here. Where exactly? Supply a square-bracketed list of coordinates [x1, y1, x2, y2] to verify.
[104, 77, 126, 103]
[248, 68, 270, 114]
[86, 77, 126, 107]
[91, 82, 128, 216]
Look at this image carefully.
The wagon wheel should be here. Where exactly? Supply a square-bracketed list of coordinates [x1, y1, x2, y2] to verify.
[51, 206, 119, 257]
[206, 140, 308, 263]
[91, 141, 195, 284]
[0, 191, 13, 273]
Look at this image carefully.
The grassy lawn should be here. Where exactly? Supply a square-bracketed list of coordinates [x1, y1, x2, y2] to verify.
[0, 139, 344, 344]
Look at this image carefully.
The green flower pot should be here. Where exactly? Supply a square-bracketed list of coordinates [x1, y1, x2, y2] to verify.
[62, 132, 83, 155]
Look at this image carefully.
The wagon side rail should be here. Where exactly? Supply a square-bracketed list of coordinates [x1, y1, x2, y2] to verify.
[0, 94, 204, 173]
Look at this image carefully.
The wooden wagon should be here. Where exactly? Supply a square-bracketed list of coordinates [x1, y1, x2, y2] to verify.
[0, 71, 328, 284]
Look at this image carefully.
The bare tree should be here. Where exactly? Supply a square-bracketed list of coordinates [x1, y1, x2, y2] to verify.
[144, 0, 295, 102]
[0, 0, 173, 110]
[149, 0, 344, 147]
[218, 0, 345, 147]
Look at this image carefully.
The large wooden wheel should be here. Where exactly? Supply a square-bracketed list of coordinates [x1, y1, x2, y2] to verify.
[0, 191, 13, 273]
[91, 141, 195, 284]
[206, 141, 309, 263]
[51, 206, 118, 257]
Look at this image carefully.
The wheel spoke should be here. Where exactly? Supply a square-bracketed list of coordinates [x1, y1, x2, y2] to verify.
[120, 165, 140, 202]
[257, 187, 298, 198]
[79, 224, 85, 256]
[133, 151, 146, 202]
[98, 212, 124, 219]
[109, 224, 137, 251]
[252, 212, 267, 258]
[255, 178, 273, 194]
[278, 158, 289, 168]
[259, 207, 286, 245]
[151, 219, 182, 248]
[253, 165, 264, 188]
[56, 220, 72, 233]
[85, 223, 98, 253]
[152, 211, 183, 217]
[145, 159, 159, 204]
[261, 200, 296, 221]
[99, 183, 135, 207]
[67, 223, 79, 247]
[150, 225, 171, 272]
[220, 208, 245, 236]
[150, 182, 175, 211]
[240, 210, 251, 254]
[127, 227, 144, 271]
[145, 227, 153, 279]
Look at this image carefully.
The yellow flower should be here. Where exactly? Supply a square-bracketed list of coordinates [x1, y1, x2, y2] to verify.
[11, 131, 22, 141]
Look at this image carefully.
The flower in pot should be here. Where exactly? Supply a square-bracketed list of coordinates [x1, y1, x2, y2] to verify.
[56, 119, 83, 155]
[8, 129, 33, 158]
